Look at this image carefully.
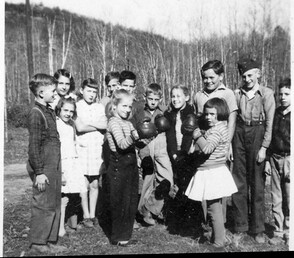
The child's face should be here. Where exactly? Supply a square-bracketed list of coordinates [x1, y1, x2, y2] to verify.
[171, 88, 189, 110]
[241, 68, 260, 90]
[56, 75, 70, 97]
[204, 107, 218, 127]
[59, 102, 75, 123]
[120, 79, 136, 94]
[107, 78, 120, 96]
[279, 86, 291, 108]
[114, 96, 133, 120]
[40, 84, 56, 104]
[202, 69, 223, 92]
[80, 86, 97, 104]
[146, 93, 161, 111]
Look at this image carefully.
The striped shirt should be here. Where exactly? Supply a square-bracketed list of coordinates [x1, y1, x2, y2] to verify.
[198, 121, 229, 170]
[106, 116, 136, 152]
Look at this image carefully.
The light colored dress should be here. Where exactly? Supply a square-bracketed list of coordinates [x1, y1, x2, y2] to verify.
[76, 99, 106, 176]
[185, 121, 237, 201]
[56, 117, 87, 193]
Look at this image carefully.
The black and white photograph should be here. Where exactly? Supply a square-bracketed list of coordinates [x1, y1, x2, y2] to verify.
[1, 0, 292, 256]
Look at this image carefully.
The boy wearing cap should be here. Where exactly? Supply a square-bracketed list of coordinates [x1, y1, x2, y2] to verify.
[231, 58, 275, 243]
[75, 78, 108, 228]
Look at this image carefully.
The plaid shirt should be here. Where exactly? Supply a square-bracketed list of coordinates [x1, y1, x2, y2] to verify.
[27, 101, 60, 175]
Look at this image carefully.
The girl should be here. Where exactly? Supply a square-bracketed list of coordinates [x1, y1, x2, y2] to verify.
[51, 69, 76, 109]
[56, 97, 87, 237]
[185, 97, 238, 248]
[164, 84, 203, 235]
[105, 89, 140, 246]
[75, 78, 107, 228]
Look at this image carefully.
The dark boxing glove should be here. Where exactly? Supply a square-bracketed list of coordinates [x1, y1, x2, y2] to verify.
[154, 114, 170, 133]
[181, 113, 199, 134]
[136, 117, 158, 139]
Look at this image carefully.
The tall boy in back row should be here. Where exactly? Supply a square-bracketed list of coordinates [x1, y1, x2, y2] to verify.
[27, 74, 66, 254]
[232, 58, 276, 243]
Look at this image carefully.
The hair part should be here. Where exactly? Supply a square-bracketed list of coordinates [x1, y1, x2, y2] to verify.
[54, 68, 75, 93]
[119, 70, 136, 84]
[201, 60, 224, 77]
[170, 84, 190, 98]
[29, 73, 58, 96]
[279, 77, 291, 89]
[105, 71, 120, 85]
[145, 83, 162, 98]
[204, 97, 229, 121]
[55, 97, 77, 120]
[107, 88, 134, 118]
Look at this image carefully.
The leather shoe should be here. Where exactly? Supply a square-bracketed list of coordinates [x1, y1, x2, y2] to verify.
[29, 244, 51, 254]
[254, 233, 265, 244]
[47, 242, 67, 253]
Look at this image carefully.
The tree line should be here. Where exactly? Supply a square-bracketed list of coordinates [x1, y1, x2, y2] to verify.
[5, 2, 290, 109]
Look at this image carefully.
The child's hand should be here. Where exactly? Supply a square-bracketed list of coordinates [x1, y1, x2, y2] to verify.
[62, 174, 67, 186]
[256, 146, 267, 163]
[264, 161, 271, 176]
[35, 174, 49, 192]
[131, 129, 140, 141]
[192, 128, 202, 140]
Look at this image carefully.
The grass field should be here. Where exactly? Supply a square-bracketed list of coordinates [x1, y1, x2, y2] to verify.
[3, 125, 289, 256]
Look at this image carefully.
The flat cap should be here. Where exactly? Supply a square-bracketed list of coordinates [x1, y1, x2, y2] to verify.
[237, 58, 261, 75]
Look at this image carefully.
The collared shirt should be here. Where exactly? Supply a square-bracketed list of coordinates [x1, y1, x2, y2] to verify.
[142, 104, 167, 123]
[194, 83, 238, 114]
[269, 105, 291, 155]
[235, 84, 276, 148]
[27, 101, 60, 175]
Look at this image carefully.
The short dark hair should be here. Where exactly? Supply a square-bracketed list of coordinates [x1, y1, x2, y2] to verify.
[279, 77, 291, 89]
[145, 83, 162, 98]
[29, 73, 58, 96]
[203, 97, 229, 121]
[119, 70, 136, 84]
[81, 78, 98, 89]
[55, 97, 77, 120]
[54, 69, 75, 93]
[105, 71, 120, 85]
[201, 60, 224, 77]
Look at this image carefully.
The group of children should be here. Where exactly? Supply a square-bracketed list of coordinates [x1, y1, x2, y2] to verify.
[26, 56, 290, 254]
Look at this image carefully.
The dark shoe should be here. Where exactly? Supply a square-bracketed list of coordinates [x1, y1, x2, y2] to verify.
[211, 243, 226, 252]
[90, 217, 99, 226]
[81, 218, 94, 228]
[65, 224, 77, 233]
[47, 243, 67, 253]
[30, 244, 51, 254]
[254, 233, 265, 244]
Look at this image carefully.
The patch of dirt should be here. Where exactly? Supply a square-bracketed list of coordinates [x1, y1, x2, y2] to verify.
[4, 164, 32, 204]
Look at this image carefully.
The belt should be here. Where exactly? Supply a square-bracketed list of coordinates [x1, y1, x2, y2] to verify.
[238, 119, 265, 126]
[273, 152, 290, 157]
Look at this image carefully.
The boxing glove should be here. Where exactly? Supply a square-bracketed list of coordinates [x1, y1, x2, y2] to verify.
[136, 117, 158, 139]
[154, 114, 170, 133]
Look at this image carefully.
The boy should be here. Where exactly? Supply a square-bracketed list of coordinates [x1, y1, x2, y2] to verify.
[231, 57, 276, 244]
[265, 78, 290, 246]
[27, 73, 66, 254]
[136, 83, 174, 225]
[100, 71, 120, 107]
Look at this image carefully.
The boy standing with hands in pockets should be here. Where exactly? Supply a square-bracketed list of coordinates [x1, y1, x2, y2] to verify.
[27, 74, 66, 254]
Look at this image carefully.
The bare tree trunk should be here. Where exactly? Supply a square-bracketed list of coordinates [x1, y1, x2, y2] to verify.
[61, 14, 72, 69]
[25, 0, 34, 104]
[47, 16, 56, 75]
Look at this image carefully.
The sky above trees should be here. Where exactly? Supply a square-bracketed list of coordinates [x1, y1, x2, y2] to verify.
[4, 0, 290, 42]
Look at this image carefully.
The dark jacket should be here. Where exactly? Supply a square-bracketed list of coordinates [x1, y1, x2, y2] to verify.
[164, 104, 195, 160]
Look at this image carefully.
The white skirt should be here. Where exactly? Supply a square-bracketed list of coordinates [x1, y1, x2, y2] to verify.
[185, 164, 238, 201]
[62, 157, 88, 194]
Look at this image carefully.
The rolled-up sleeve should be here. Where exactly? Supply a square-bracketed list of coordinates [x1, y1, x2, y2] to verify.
[262, 88, 276, 148]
